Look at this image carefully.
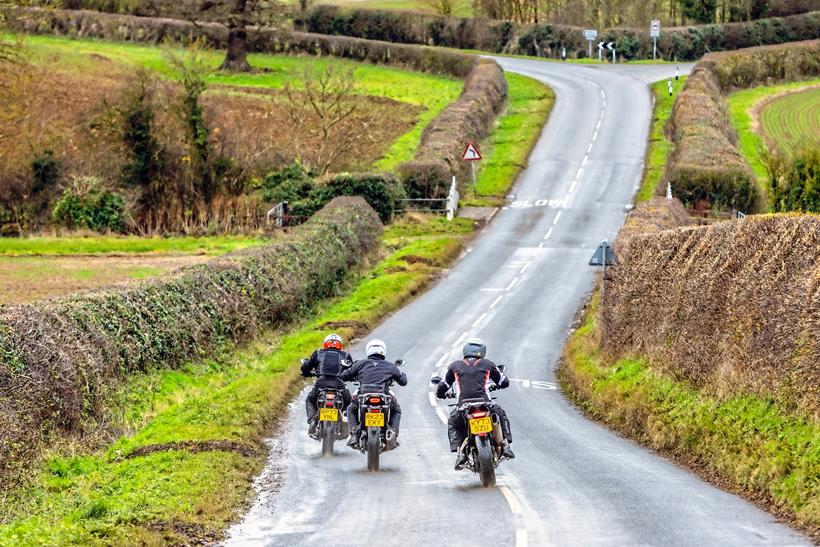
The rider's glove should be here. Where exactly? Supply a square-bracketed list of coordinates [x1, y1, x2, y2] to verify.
[435, 382, 449, 400]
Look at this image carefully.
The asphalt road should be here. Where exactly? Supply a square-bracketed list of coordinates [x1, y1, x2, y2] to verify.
[225, 59, 808, 546]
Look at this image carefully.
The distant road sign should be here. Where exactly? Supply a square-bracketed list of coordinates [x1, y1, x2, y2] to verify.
[650, 19, 661, 38]
[461, 141, 481, 161]
[597, 41, 605, 50]
[583, 29, 598, 40]
[589, 240, 618, 266]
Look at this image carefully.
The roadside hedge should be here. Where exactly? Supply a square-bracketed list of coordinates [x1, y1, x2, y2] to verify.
[604, 214, 820, 419]
[0, 197, 382, 478]
[665, 40, 820, 210]
[296, 6, 820, 60]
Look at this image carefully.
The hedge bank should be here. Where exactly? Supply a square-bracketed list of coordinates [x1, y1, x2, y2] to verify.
[0, 196, 382, 478]
[603, 213, 820, 419]
[295, 5, 820, 60]
[665, 40, 820, 210]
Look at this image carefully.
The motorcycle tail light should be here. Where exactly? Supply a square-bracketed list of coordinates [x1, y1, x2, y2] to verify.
[470, 411, 488, 418]
[370, 408, 380, 413]
[369, 397, 382, 403]
[325, 402, 334, 407]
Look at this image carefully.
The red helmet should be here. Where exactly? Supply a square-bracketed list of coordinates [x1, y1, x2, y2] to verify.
[323, 333, 343, 350]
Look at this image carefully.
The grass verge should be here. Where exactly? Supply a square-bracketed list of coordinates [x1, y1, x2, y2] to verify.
[0, 215, 474, 545]
[559, 293, 820, 539]
[635, 76, 686, 203]
[727, 79, 820, 183]
[463, 72, 554, 206]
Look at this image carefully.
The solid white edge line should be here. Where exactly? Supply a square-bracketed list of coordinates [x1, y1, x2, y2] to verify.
[490, 294, 504, 308]
[499, 485, 522, 514]
[553, 210, 563, 225]
[428, 391, 437, 407]
[516, 529, 529, 547]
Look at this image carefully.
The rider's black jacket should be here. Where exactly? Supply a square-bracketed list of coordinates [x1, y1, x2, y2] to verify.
[340, 357, 407, 390]
[436, 357, 509, 404]
[302, 348, 353, 379]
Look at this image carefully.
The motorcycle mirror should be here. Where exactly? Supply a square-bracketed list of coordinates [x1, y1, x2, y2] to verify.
[430, 375, 442, 385]
[498, 364, 507, 373]
[395, 359, 405, 367]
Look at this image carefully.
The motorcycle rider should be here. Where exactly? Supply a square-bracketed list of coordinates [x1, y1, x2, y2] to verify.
[340, 338, 407, 448]
[301, 333, 353, 436]
[436, 336, 515, 470]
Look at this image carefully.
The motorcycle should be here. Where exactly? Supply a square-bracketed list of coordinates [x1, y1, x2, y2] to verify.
[431, 367, 508, 487]
[300, 360, 349, 457]
[352, 359, 404, 472]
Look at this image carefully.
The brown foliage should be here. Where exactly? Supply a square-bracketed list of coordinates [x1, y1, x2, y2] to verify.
[0, 196, 382, 481]
[604, 213, 820, 418]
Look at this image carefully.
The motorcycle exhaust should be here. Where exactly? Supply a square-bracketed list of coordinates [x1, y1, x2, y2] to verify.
[491, 414, 504, 445]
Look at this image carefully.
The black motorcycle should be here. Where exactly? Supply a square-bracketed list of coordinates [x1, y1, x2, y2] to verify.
[431, 371, 508, 487]
[301, 361, 349, 457]
[352, 359, 404, 471]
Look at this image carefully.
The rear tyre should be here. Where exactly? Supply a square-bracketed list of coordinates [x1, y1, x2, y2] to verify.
[476, 436, 496, 488]
[321, 421, 334, 457]
[367, 427, 380, 471]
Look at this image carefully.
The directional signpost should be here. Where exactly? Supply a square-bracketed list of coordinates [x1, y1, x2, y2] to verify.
[597, 41, 604, 62]
[607, 41, 616, 63]
[650, 19, 661, 60]
[584, 29, 597, 58]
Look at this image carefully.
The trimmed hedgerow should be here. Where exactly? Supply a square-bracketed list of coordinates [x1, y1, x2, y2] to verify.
[400, 59, 507, 197]
[0, 197, 381, 478]
[665, 40, 820, 210]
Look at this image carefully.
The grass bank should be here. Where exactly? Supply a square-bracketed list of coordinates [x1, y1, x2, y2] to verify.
[559, 294, 820, 539]
[635, 76, 687, 203]
[465, 72, 554, 205]
[728, 79, 820, 181]
[0, 215, 474, 544]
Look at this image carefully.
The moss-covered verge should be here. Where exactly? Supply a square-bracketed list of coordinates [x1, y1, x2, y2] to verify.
[559, 293, 820, 541]
[0, 215, 474, 545]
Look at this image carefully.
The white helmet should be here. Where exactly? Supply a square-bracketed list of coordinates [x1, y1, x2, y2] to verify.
[365, 338, 387, 359]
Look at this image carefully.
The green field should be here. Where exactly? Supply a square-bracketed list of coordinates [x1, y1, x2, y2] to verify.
[635, 76, 687, 202]
[0, 235, 267, 256]
[728, 79, 820, 181]
[20, 35, 463, 171]
[759, 87, 820, 156]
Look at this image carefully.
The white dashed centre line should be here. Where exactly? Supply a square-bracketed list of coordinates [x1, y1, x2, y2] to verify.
[553, 210, 563, 225]
[490, 294, 504, 308]
[505, 277, 519, 291]
[471, 312, 488, 328]
[544, 227, 554, 240]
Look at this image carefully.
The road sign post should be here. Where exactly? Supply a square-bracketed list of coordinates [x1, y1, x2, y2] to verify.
[461, 141, 481, 200]
[650, 20, 660, 60]
[607, 42, 615, 63]
[583, 29, 597, 58]
[589, 240, 618, 331]
[597, 41, 604, 62]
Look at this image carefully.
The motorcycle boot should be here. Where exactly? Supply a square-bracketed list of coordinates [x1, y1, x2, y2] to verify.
[385, 428, 399, 450]
[308, 418, 319, 439]
[347, 429, 359, 449]
[454, 450, 468, 470]
[501, 440, 515, 460]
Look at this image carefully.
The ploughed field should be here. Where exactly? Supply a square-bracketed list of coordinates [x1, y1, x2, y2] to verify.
[0, 235, 267, 304]
[759, 86, 820, 155]
[0, 35, 462, 189]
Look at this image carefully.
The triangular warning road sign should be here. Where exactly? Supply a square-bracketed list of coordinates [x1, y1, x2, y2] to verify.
[461, 141, 482, 161]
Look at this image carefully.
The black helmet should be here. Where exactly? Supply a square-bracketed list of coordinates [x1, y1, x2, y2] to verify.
[462, 337, 486, 359]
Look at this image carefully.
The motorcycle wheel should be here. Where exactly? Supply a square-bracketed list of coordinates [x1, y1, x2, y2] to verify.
[367, 427, 380, 472]
[476, 436, 496, 488]
[321, 421, 334, 457]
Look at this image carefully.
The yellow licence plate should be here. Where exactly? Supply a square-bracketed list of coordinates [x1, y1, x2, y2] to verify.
[319, 408, 338, 422]
[364, 412, 385, 427]
[469, 416, 493, 434]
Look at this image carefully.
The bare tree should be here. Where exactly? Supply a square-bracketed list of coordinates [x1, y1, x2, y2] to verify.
[423, 0, 459, 16]
[283, 66, 369, 176]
